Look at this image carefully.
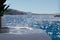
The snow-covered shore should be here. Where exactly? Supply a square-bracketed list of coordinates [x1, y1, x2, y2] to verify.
[0, 27, 51, 40]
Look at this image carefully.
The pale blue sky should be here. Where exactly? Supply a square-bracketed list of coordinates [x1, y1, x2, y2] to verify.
[6, 0, 59, 14]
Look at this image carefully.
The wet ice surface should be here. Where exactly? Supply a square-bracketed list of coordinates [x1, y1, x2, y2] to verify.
[0, 27, 51, 40]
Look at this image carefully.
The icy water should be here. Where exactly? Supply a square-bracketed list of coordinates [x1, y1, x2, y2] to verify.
[2, 15, 60, 40]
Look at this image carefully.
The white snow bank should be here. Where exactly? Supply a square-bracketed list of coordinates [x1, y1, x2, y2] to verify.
[0, 27, 51, 40]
